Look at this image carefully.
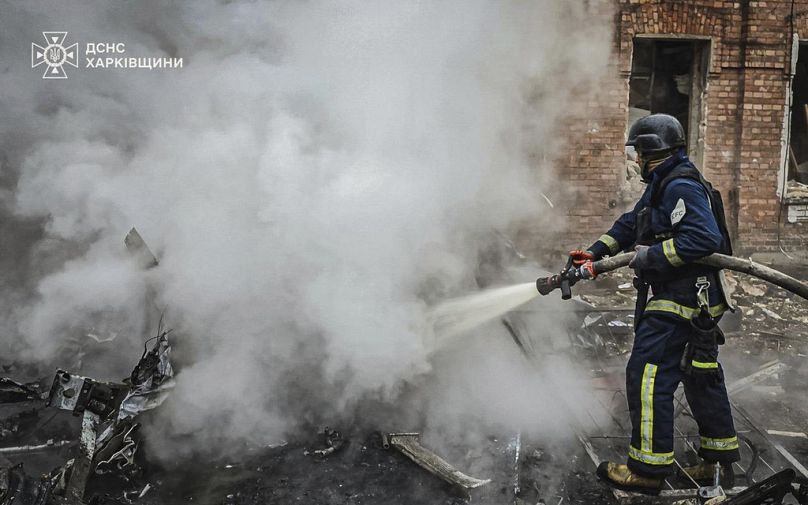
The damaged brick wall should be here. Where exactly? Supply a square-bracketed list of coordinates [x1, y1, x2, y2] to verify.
[548, 0, 808, 257]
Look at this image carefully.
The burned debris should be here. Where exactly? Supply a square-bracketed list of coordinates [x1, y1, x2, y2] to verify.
[306, 428, 345, 458]
[1, 229, 806, 505]
[382, 433, 491, 492]
[0, 332, 172, 505]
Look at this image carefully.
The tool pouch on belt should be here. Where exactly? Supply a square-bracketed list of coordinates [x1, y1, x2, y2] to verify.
[680, 277, 724, 378]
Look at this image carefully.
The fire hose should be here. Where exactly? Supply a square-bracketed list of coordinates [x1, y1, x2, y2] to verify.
[536, 252, 808, 302]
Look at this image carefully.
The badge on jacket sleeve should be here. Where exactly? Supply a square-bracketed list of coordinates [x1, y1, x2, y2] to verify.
[670, 198, 686, 225]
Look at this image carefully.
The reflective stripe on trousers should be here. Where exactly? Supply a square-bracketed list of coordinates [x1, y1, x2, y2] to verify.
[628, 363, 674, 466]
[628, 445, 675, 466]
[692, 360, 719, 369]
[640, 363, 657, 452]
[700, 436, 739, 451]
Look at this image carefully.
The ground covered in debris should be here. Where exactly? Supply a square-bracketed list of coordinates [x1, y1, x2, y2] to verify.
[572, 266, 808, 504]
[2, 265, 808, 505]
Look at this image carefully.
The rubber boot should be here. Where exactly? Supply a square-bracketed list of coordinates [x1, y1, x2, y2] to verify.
[679, 461, 735, 488]
[596, 461, 664, 495]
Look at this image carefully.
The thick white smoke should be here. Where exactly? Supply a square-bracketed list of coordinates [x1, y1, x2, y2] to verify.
[0, 1, 612, 457]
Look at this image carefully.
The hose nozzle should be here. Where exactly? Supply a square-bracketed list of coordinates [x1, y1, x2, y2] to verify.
[536, 263, 595, 299]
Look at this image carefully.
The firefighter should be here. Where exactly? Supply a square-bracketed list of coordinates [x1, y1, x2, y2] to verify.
[573, 114, 740, 494]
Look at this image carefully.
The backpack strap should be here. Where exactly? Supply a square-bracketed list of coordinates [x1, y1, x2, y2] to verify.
[650, 164, 704, 208]
[650, 163, 734, 257]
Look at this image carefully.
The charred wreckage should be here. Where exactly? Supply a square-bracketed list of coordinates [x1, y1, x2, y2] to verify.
[0, 232, 807, 505]
[0, 329, 172, 505]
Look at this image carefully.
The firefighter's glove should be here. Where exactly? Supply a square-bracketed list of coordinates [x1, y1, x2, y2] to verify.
[580, 260, 597, 280]
[569, 249, 595, 267]
[628, 245, 651, 271]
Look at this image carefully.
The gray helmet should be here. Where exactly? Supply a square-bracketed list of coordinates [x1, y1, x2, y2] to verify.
[626, 114, 686, 155]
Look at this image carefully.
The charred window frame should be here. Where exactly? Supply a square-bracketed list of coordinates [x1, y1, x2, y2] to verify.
[628, 37, 711, 168]
[783, 41, 808, 203]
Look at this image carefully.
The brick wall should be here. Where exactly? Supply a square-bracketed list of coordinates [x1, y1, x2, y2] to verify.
[548, 0, 808, 257]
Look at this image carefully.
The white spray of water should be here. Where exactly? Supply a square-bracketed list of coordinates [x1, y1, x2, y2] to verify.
[428, 283, 539, 346]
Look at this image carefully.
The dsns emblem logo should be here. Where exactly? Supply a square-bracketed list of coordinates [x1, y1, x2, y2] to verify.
[32, 32, 78, 79]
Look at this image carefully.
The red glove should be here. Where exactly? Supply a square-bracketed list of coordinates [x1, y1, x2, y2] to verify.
[580, 260, 597, 279]
[569, 249, 595, 267]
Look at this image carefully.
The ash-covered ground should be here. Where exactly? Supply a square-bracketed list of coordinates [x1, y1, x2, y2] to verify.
[2, 263, 807, 505]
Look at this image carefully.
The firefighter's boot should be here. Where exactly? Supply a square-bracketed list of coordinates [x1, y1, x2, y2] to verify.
[596, 461, 664, 495]
[680, 461, 735, 488]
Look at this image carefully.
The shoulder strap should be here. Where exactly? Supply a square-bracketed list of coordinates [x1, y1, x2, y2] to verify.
[651, 164, 733, 256]
[650, 164, 702, 208]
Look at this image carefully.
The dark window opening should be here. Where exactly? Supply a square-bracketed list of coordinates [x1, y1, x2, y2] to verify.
[787, 43, 808, 200]
[628, 39, 709, 166]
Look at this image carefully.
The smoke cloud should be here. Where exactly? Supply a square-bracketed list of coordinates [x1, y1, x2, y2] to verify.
[0, 1, 612, 458]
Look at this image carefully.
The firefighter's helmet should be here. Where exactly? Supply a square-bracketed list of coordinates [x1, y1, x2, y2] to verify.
[626, 114, 686, 155]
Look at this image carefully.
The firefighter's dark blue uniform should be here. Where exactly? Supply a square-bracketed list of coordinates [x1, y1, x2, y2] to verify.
[588, 149, 740, 477]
